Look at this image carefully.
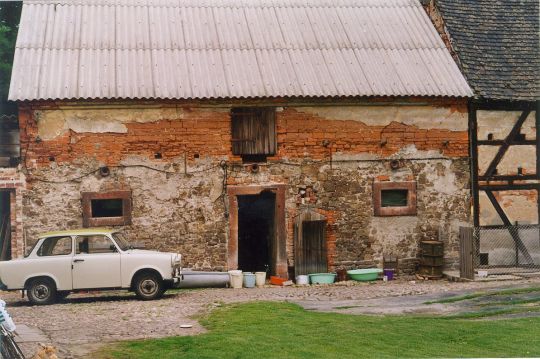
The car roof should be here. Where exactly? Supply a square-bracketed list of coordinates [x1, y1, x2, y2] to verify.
[38, 228, 119, 238]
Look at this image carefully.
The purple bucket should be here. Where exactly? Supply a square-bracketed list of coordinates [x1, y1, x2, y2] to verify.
[383, 269, 395, 281]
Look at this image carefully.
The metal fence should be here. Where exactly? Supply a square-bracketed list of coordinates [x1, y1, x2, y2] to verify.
[460, 225, 540, 278]
[475, 225, 540, 271]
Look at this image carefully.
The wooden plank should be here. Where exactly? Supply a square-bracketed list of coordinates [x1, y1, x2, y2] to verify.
[231, 108, 276, 155]
[459, 227, 475, 280]
[294, 218, 327, 276]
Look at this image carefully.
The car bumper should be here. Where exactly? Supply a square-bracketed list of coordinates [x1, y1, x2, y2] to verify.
[165, 275, 183, 289]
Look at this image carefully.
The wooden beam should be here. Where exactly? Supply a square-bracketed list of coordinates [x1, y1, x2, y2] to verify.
[534, 101, 540, 180]
[479, 183, 540, 191]
[468, 102, 480, 227]
[477, 140, 536, 146]
[472, 100, 532, 111]
[484, 190, 533, 264]
[478, 174, 537, 181]
[484, 109, 531, 178]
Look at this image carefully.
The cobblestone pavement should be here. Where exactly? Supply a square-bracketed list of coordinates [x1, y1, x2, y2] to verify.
[2, 276, 540, 358]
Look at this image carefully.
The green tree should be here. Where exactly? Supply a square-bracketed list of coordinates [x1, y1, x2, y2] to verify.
[0, 1, 22, 114]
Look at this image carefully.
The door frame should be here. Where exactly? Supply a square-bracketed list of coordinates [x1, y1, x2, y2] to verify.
[227, 185, 287, 278]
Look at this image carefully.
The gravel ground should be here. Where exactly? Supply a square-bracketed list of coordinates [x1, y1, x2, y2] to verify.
[2, 276, 540, 358]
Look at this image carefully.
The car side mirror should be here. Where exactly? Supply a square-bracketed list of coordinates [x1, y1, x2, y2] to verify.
[110, 244, 118, 252]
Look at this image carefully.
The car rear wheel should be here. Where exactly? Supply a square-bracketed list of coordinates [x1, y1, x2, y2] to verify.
[27, 278, 57, 305]
[134, 272, 164, 300]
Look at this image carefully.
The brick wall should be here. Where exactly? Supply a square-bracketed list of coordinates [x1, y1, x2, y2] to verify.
[17, 99, 470, 273]
[19, 103, 468, 168]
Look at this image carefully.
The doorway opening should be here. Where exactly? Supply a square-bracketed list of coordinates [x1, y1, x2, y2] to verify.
[237, 191, 275, 273]
[0, 191, 12, 260]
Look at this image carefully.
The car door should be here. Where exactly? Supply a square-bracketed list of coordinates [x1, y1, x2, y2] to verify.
[72, 234, 122, 289]
[31, 236, 74, 291]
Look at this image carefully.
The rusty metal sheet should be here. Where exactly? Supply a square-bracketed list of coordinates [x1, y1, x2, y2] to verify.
[8, 0, 473, 101]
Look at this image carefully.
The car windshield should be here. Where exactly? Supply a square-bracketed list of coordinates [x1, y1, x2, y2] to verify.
[24, 239, 41, 257]
[111, 232, 132, 251]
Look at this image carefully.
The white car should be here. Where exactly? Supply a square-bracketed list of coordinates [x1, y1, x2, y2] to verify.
[0, 229, 182, 305]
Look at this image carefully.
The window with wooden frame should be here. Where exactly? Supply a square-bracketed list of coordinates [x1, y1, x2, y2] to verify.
[231, 108, 276, 162]
[81, 191, 132, 227]
[373, 182, 417, 216]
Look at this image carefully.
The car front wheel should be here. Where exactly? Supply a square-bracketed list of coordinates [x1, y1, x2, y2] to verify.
[133, 272, 164, 300]
[27, 278, 57, 305]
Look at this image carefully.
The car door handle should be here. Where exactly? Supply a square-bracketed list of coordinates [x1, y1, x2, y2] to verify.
[73, 259, 85, 263]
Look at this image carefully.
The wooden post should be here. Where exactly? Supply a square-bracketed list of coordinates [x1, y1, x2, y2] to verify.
[459, 227, 475, 280]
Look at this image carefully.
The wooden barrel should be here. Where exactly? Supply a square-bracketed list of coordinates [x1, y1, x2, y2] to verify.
[418, 241, 444, 278]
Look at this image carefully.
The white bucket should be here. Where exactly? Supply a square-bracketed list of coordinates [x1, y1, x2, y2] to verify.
[296, 275, 309, 285]
[255, 272, 266, 287]
[228, 270, 243, 289]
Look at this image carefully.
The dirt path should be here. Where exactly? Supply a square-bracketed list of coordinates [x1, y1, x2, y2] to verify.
[2, 277, 540, 358]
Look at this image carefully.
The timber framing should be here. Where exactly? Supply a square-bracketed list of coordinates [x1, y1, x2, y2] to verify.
[469, 100, 539, 264]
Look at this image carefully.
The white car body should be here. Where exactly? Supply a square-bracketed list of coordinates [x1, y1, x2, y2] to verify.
[0, 229, 182, 293]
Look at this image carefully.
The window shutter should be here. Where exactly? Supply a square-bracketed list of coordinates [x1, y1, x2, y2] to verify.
[231, 108, 276, 155]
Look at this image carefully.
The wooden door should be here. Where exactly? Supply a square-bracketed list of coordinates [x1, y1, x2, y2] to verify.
[294, 220, 327, 276]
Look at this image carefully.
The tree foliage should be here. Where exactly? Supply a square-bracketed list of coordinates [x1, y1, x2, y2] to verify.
[0, 1, 22, 114]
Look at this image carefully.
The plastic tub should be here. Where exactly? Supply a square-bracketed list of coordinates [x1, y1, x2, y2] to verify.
[308, 273, 336, 284]
[228, 270, 243, 289]
[270, 276, 287, 286]
[347, 268, 382, 281]
[255, 272, 266, 287]
[243, 272, 256, 288]
[295, 275, 309, 285]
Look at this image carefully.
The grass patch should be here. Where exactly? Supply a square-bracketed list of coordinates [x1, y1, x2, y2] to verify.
[334, 305, 362, 310]
[425, 292, 484, 304]
[94, 302, 540, 359]
[445, 306, 540, 319]
[424, 286, 540, 304]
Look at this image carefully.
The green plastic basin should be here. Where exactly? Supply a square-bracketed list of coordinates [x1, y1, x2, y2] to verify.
[347, 268, 383, 281]
[308, 273, 336, 284]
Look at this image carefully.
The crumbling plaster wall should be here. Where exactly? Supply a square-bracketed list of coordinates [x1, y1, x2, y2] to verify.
[19, 101, 470, 270]
[477, 110, 538, 225]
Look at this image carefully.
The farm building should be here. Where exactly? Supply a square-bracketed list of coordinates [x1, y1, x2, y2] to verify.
[2, 0, 473, 278]
[431, 0, 539, 270]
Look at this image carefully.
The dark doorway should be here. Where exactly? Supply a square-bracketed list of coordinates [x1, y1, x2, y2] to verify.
[0, 191, 11, 260]
[237, 191, 275, 273]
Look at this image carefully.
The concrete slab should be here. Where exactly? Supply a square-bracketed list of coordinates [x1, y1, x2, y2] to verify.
[14, 324, 48, 343]
[443, 270, 539, 282]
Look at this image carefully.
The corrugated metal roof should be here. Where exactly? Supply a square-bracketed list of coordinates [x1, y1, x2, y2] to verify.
[8, 0, 472, 101]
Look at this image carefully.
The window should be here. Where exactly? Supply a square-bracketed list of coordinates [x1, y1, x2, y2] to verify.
[91, 199, 123, 217]
[381, 189, 408, 207]
[231, 108, 276, 162]
[81, 191, 132, 227]
[373, 182, 416, 216]
[0, 114, 20, 167]
[76, 235, 117, 254]
[37, 236, 72, 256]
